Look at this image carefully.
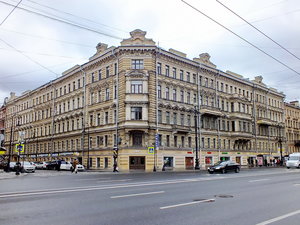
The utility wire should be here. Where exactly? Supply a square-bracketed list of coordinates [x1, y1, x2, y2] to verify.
[0, 0, 22, 26]
[25, 0, 128, 34]
[0, 1, 123, 40]
[0, 27, 94, 48]
[181, 0, 300, 77]
[0, 37, 60, 77]
[216, 0, 300, 61]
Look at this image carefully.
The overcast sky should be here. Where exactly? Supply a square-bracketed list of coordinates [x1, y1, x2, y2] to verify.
[0, 0, 299, 104]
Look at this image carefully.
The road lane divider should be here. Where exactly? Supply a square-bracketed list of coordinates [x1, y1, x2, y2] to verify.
[97, 179, 132, 183]
[249, 179, 270, 183]
[256, 209, 300, 225]
[111, 191, 165, 199]
[160, 199, 215, 209]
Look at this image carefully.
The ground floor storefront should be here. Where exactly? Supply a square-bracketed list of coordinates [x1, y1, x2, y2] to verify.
[3, 149, 282, 172]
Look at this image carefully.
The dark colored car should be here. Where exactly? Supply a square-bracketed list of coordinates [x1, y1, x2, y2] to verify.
[208, 161, 240, 174]
[46, 160, 62, 170]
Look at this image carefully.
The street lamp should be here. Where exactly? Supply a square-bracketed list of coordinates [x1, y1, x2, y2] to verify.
[194, 106, 200, 170]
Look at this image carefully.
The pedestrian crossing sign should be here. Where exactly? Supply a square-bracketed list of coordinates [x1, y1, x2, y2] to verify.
[148, 147, 154, 154]
[15, 144, 25, 153]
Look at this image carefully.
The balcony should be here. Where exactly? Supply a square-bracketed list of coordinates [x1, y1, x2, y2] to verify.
[171, 125, 191, 134]
[200, 105, 222, 117]
[295, 140, 300, 147]
[257, 118, 273, 126]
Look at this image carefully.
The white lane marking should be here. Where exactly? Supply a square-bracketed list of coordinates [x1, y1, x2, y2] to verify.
[249, 179, 270, 183]
[0, 178, 220, 199]
[256, 209, 300, 225]
[160, 199, 215, 210]
[76, 178, 111, 181]
[111, 191, 165, 199]
[97, 179, 132, 183]
[293, 184, 300, 186]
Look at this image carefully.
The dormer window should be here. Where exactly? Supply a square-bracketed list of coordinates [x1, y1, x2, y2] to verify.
[132, 59, 144, 69]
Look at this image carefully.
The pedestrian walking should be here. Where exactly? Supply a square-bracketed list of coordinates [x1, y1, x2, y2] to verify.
[113, 162, 119, 172]
[71, 159, 78, 174]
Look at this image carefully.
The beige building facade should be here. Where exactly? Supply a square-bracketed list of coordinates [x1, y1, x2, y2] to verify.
[285, 101, 300, 154]
[3, 29, 285, 171]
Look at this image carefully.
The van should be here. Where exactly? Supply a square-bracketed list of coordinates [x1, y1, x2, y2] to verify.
[286, 153, 300, 169]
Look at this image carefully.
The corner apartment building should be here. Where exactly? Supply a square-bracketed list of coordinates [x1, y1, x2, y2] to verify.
[3, 29, 285, 171]
[285, 101, 300, 154]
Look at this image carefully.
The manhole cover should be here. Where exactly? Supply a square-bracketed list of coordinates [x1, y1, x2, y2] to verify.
[193, 199, 215, 202]
[214, 194, 234, 198]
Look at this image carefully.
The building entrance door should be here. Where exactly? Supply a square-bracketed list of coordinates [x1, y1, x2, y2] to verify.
[185, 157, 194, 170]
[129, 156, 145, 170]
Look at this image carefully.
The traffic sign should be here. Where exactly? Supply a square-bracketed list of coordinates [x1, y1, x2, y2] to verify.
[148, 147, 154, 154]
[15, 144, 25, 153]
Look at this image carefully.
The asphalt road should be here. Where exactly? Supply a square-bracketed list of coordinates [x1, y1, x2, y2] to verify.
[1, 168, 300, 225]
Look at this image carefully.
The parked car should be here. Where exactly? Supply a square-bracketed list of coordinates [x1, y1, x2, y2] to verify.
[43, 161, 51, 170]
[34, 162, 45, 169]
[60, 161, 73, 170]
[46, 160, 61, 170]
[76, 164, 85, 172]
[14, 161, 35, 173]
[9, 162, 16, 171]
[208, 161, 240, 174]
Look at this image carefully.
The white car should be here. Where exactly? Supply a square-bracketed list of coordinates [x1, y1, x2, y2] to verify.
[76, 164, 85, 171]
[60, 161, 73, 170]
[35, 162, 45, 169]
[15, 161, 35, 173]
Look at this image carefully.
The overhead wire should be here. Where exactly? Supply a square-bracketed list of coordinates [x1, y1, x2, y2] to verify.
[25, 0, 128, 34]
[0, 0, 123, 40]
[0, 0, 22, 26]
[181, 0, 300, 77]
[216, 0, 300, 61]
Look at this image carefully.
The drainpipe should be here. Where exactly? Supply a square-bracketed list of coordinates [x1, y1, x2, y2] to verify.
[112, 48, 119, 172]
[79, 66, 87, 166]
[50, 81, 56, 160]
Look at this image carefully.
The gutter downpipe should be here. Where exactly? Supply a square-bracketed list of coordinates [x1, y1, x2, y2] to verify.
[50, 81, 55, 160]
[79, 65, 87, 166]
[112, 48, 119, 172]
[196, 66, 201, 169]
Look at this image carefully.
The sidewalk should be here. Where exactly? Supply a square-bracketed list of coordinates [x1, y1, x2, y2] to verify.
[0, 169, 27, 180]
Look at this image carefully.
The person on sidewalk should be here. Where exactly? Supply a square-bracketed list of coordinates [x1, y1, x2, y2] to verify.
[71, 159, 78, 174]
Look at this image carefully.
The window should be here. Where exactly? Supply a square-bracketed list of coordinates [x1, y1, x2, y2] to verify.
[105, 88, 110, 100]
[158, 85, 161, 98]
[166, 135, 170, 147]
[157, 63, 162, 74]
[173, 67, 177, 79]
[173, 89, 177, 101]
[131, 107, 142, 120]
[180, 70, 184, 80]
[114, 63, 117, 75]
[180, 90, 184, 103]
[163, 157, 174, 167]
[106, 66, 110, 78]
[114, 85, 117, 99]
[187, 115, 191, 126]
[90, 115, 93, 126]
[174, 136, 178, 147]
[91, 73, 95, 83]
[131, 81, 143, 93]
[132, 59, 144, 69]
[165, 65, 169, 76]
[166, 87, 169, 100]
[188, 137, 192, 148]
[98, 69, 102, 80]
[166, 111, 170, 124]
[180, 114, 184, 126]
[181, 136, 185, 147]
[158, 110, 162, 123]
[105, 112, 109, 124]
[97, 113, 101, 126]
[132, 132, 143, 146]
[187, 72, 190, 82]
[173, 112, 177, 125]
[187, 92, 190, 104]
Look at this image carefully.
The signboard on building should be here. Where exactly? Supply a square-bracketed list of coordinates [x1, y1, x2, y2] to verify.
[148, 147, 154, 154]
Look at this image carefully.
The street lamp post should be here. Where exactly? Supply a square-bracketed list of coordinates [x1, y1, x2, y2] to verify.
[194, 106, 200, 170]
